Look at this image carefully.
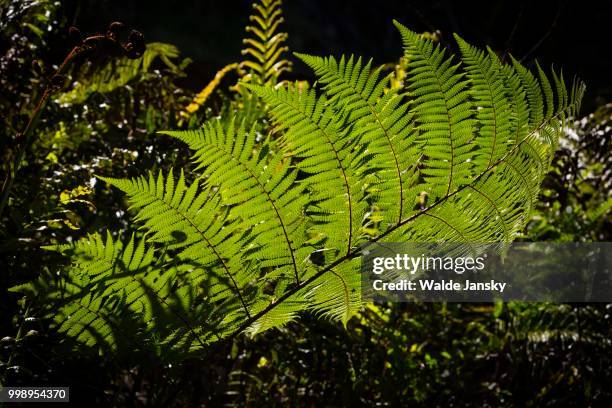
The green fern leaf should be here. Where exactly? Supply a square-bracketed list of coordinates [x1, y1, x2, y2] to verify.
[161, 119, 312, 284]
[395, 20, 476, 198]
[17, 18, 585, 356]
[246, 83, 369, 254]
[295, 53, 419, 225]
[241, 0, 292, 85]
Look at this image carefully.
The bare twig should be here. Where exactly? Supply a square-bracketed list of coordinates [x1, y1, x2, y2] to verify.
[0, 23, 145, 220]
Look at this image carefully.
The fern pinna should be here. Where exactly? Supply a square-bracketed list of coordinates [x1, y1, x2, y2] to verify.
[14, 22, 584, 355]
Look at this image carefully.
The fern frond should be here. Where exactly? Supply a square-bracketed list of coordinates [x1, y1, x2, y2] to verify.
[245, 294, 304, 336]
[246, 83, 369, 254]
[305, 257, 361, 326]
[394, 20, 476, 198]
[241, 0, 292, 85]
[161, 119, 311, 284]
[180, 63, 239, 118]
[454, 35, 513, 170]
[15, 233, 180, 350]
[295, 53, 419, 225]
[98, 170, 254, 318]
[180, 0, 292, 126]
[21, 21, 586, 356]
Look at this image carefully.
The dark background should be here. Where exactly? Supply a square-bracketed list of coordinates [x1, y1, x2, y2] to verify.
[57, 0, 611, 111]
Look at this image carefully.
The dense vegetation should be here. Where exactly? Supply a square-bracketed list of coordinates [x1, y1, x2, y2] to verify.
[1, 0, 610, 406]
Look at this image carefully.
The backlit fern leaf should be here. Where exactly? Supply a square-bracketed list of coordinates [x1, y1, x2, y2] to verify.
[11, 232, 188, 351]
[54, 232, 155, 349]
[246, 84, 369, 254]
[97, 170, 254, 318]
[241, 0, 292, 85]
[305, 257, 361, 326]
[395, 21, 476, 198]
[454, 35, 513, 170]
[16, 20, 585, 356]
[161, 119, 311, 284]
[295, 53, 419, 225]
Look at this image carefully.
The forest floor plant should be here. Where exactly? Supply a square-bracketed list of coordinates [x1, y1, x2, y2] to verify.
[12, 20, 585, 356]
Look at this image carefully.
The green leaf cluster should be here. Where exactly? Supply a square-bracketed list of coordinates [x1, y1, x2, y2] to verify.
[13, 21, 584, 355]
